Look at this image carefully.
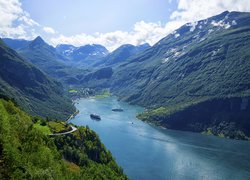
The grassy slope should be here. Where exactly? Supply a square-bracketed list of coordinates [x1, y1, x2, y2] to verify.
[0, 99, 127, 179]
[94, 89, 111, 99]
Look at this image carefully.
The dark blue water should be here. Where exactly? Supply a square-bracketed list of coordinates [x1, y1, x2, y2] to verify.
[70, 97, 250, 180]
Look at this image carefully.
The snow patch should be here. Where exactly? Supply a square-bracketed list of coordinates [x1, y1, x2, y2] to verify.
[171, 30, 177, 35]
[65, 49, 73, 53]
[224, 23, 231, 29]
[162, 57, 170, 63]
[187, 21, 198, 32]
[208, 29, 214, 34]
[211, 48, 220, 56]
[174, 33, 180, 38]
[170, 48, 177, 53]
[193, 34, 199, 39]
[232, 20, 237, 26]
[199, 37, 206, 42]
[211, 19, 237, 30]
[203, 19, 208, 25]
[164, 48, 186, 60]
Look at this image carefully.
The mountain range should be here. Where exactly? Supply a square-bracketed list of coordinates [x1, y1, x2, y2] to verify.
[0, 34, 151, 119]
[3, 37, 149, 85]
[1, 11, 250, 139]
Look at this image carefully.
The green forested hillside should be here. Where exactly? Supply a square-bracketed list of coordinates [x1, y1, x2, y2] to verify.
[0, 38, 75, 120]
[137, 97, 250, 140]
[111, 11, 250, 107]
[0, 98, 126, 179]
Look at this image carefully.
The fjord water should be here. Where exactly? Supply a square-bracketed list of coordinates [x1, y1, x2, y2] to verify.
[70, 97, 250, 180]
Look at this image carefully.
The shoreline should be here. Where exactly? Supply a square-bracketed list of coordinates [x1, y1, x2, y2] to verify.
[140, 118, 250, 141]
[66, 109, 79, 123]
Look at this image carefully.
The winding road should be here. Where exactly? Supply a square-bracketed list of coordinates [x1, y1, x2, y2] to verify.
[49, 125, 77, 136]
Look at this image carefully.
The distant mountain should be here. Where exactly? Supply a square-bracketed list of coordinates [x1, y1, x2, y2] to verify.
[79, 11, 250, 139]
[56, 44, 76, 57]
[3, 37, 108, 84]
[75, 43, 150, 86]
[55, 43, 149, 68]
[2, 38, 31, 50]
[56, 44, 108, 66]
[28, 36, 48, 49]
[17, 36, 79, 82]
[97, 43, 150, 66]
[72, 44, 108, 60]
[0, 38, 75, 119]
[137, 43, 151, 50]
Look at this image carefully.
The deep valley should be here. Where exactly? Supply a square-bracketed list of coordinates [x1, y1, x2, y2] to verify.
[0, 8, 250, 180]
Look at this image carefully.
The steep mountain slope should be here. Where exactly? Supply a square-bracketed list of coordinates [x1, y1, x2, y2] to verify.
[112, 11, 250, 139]
[78, 11, 250, 139]
[0, 39, 74, 119]
[112, 11, 250, 107]
[0, 99, 126, 179]
[17, 36, 79, 83]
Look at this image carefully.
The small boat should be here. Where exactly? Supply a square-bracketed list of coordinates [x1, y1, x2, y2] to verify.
[90, 114, 101, 120]
[112, 108, 124, 112]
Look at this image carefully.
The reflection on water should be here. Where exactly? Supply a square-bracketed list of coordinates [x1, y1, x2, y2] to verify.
[70, 97, 250, 180]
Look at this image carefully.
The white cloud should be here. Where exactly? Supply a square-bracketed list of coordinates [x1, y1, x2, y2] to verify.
[50, 0, 250, 51]
[1, 25, 26, 38]
[51, 21, 171, 51]
[18, 14, 39, 27]
[0, 0, 57, 39]
[43, 26, 56, 34]
[0, 0, 22, 27]
[0, 0, 40, 39]
[170, 0, 250, 23]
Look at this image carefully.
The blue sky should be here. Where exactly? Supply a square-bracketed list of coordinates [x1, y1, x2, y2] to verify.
[0, 0, 249, 50]
[21, 0, 176, 35]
